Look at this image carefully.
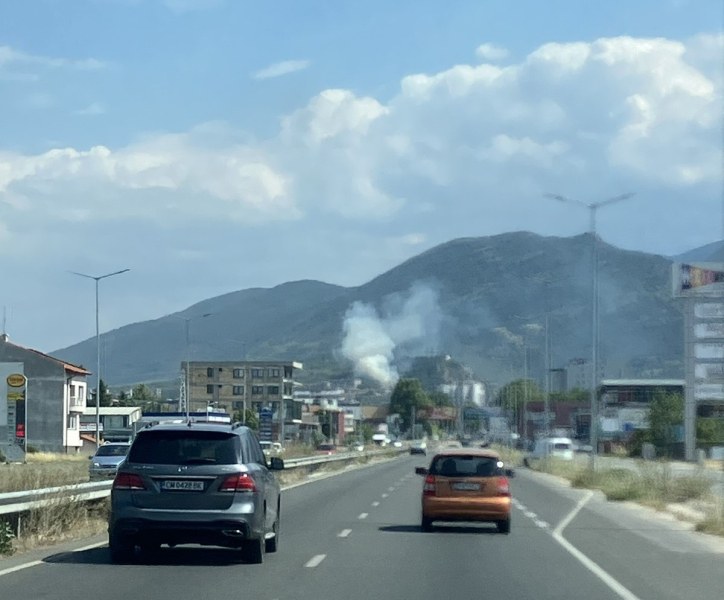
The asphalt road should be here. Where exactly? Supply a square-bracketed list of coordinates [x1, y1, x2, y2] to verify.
[0, 454, 722, 600]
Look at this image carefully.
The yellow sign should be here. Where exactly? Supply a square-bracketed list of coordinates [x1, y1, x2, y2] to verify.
[7, 392, 25, 401]
[6, 373, 26, 388]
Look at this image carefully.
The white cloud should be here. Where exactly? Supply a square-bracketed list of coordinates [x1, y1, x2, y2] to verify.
[0, 45, 106, 71]
[476, 43, 509, 62]
[74, 102, 106, 116]
[0, 34, 720, 252]
[252, 59, 311, 80]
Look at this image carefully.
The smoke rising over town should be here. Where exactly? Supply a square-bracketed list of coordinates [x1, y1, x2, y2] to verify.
[340, 283, 443, 387]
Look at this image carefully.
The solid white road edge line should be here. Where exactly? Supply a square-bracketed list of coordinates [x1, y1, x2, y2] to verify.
[0, 561, 43, 578]
[552, 490, 642, 600]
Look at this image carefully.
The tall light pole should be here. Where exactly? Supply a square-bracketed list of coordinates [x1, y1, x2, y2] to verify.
[544, 193, 635, 467]
[176, 313, 212, 421]
[70, 268, 130, 449]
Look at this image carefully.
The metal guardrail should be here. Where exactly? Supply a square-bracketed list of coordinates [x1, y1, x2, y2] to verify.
[0, 448, 406, 517]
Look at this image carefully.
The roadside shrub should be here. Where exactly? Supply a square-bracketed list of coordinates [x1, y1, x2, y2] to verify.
[0, 520, 15, 556]
[0, 449, 6, 463]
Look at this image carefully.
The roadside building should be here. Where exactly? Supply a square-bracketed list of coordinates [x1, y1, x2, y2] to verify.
[0, 334, 90, 457]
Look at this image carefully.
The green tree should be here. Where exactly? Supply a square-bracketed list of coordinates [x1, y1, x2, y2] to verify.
[88, 379, 112, 407]
[232, 409, 259, 430]
[495, 379, 543, 410]
[648, 391, 683, 456]
[429, 390, 453, 407]
[390, 378, 432, 432]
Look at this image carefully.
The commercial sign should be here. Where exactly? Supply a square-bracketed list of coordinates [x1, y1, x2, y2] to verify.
[6, 373, 26, 387]
[673, 263, 724, 295]
[258, 406, 273, 442]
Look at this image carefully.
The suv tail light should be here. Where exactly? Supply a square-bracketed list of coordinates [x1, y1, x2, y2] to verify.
[496, 476, 511, 497]
[113, 473, 145, 490]
[219, 473, 256, 493]
[423, 474, 436, 496]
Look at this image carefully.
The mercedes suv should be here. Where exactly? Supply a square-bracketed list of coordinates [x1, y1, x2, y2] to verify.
[108, 421, 283, 563]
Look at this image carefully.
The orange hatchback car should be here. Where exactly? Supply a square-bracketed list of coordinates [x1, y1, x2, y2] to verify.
[415, 448, 513, 533]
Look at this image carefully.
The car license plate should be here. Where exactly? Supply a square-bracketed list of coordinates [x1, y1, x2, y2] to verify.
[161, 480, 205, 491]
[452, 482, 480, 491]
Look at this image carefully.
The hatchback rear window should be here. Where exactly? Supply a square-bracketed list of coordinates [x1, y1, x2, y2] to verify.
[128, 431, 239, 465]
[430, 455, 502, 477]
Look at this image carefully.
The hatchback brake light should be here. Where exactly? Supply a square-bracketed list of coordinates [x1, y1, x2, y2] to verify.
[113, 473, 145, 490]
[219, 473, 256, 493]
[496, 476, 511, 497]
[423, 474, 436, 496]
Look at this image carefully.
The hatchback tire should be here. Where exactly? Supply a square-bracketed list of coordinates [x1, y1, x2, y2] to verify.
[497, 518, 511, 534]
[421, 516, 433, 532]
[242, 537, 265, 564]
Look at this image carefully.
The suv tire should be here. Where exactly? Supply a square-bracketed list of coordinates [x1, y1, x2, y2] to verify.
[242, 537, 265, 564]
[109, 531, 135, 563]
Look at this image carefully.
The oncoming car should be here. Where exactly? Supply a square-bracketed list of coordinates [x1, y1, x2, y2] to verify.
[108, 422, 283, 564]
[415, 448, 513, 533]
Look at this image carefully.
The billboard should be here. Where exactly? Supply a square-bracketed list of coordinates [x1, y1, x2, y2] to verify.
[673, 263, 724, 296]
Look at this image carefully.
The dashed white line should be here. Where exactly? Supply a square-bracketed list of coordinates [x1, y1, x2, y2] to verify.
[372, 501, 380, 507]
[388, 487, 395, 492]
[338, 529, 352, 538]
[304, 554, 327, 568]
[382, 493, 389, 498]
[524, 510, 537, 519]
[534, 519, 550, 529]
[358, 512, 369, 520]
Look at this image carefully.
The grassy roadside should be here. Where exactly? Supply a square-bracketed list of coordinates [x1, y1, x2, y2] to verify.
[0, 453, 90, 493]
[528, 457, 724, 537]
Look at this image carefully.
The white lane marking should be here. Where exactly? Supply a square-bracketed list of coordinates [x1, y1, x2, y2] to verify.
[388, 487, 395, 492]
[358, 513, 369, 520]
[382, 493, 389, 498]
[73, 541, 106, 552]
[304, 554, 327, 568]
[372, 501, 380, 507]
[552, 491, 642, 600]
[0, 560, 43, 578]
[524, 511, 537, 519]
[338, 529, 352, 538]
[534, 519, 550, 529]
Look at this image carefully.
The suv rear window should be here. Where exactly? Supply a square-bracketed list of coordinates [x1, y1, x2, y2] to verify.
[128, 430, 239, 465]
[430, 455, 502, 477]
[553, 443, 571, 450]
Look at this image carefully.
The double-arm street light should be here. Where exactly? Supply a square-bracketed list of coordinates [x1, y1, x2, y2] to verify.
[70, 268, 130, 449]
[544, 193, 635, 466]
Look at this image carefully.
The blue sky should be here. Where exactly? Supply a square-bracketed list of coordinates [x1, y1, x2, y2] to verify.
[0, 0, 722, 351]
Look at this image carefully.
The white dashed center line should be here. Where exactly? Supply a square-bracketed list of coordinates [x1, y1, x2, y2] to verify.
[358, 512, 369, 520]
[382, 493, 389, 498]
[338, 529, 352, 538]
[305, 554, 327, 568]
[372, 501, 380, 507]
[388, 487, 395, 492]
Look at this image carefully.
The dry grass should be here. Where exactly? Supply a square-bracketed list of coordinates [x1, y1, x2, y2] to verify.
[0, 460, 89, 493]
[696, 497, 724, 536]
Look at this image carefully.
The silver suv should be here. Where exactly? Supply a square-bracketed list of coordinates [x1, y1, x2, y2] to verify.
[108, 422, 283, 563]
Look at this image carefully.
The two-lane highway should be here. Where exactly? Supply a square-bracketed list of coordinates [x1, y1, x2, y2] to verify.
[0, 454, 721, 600]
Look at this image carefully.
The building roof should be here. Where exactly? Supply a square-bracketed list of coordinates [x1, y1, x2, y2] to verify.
[82, 406, 142, 417]
[600, 379, 685, 387]
[0, 336, 90, 375]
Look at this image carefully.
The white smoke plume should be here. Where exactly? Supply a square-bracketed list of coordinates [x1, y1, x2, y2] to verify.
[340, 283, 442, 388]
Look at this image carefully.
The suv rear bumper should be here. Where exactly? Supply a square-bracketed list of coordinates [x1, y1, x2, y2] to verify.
[111, 517, 256, 548]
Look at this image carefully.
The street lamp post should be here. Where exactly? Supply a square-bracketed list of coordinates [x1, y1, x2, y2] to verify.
[176, 313, 212, 421]
[70, 268, 130, 449]
[544, 193, 635, 467]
